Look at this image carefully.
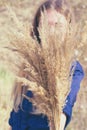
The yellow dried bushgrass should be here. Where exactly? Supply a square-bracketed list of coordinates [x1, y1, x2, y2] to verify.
[1, 7, 85, 130]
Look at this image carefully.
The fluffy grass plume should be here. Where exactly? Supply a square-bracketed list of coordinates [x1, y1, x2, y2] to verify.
[1, 7, 82, 130]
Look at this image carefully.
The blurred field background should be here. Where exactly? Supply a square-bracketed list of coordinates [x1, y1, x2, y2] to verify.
[0, 0, 87, 130]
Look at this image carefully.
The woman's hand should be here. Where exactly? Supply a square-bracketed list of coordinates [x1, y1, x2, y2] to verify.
[50, 113, 66, 130]
[59, 113, 66, 130]
[8, 126, 12, 130]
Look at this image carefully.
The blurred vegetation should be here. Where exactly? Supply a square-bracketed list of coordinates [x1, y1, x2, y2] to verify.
[0, 65, 14, 130]
[0, 65, 14, 107]
[0, 0, 87, 130]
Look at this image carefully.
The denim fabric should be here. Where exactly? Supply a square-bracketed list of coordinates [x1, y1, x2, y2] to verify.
[63, 61, 84, 128]
[9, 61, 84, 130]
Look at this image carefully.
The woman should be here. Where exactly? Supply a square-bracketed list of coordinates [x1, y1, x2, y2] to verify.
[8, 0, 84, 130]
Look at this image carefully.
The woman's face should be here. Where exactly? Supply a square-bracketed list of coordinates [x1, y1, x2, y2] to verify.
[40, 8, 68, 41]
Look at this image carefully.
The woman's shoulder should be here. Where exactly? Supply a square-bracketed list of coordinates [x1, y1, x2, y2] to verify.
[70, 60, 84, 79]
[71, 60, 84, 72]
[21, 90, 33, 113]
[26, 90, 33, 98]
[71, 60, 82, 67]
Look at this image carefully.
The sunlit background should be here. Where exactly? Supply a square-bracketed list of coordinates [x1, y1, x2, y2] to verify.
[0, 0, 87, 130]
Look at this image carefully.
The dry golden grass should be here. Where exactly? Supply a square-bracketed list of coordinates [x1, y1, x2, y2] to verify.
[1, 7, 76, 130]
[0, 0, 87, 130]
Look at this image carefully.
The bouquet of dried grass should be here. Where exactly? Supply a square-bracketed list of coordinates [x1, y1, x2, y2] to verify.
[1, 8, 77, 130]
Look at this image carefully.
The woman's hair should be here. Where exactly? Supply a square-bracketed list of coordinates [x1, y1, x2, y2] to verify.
[32, 0, 75, 43]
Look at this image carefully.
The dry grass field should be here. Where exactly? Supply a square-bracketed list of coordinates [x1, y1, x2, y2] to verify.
[0, 0, 87, 130]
